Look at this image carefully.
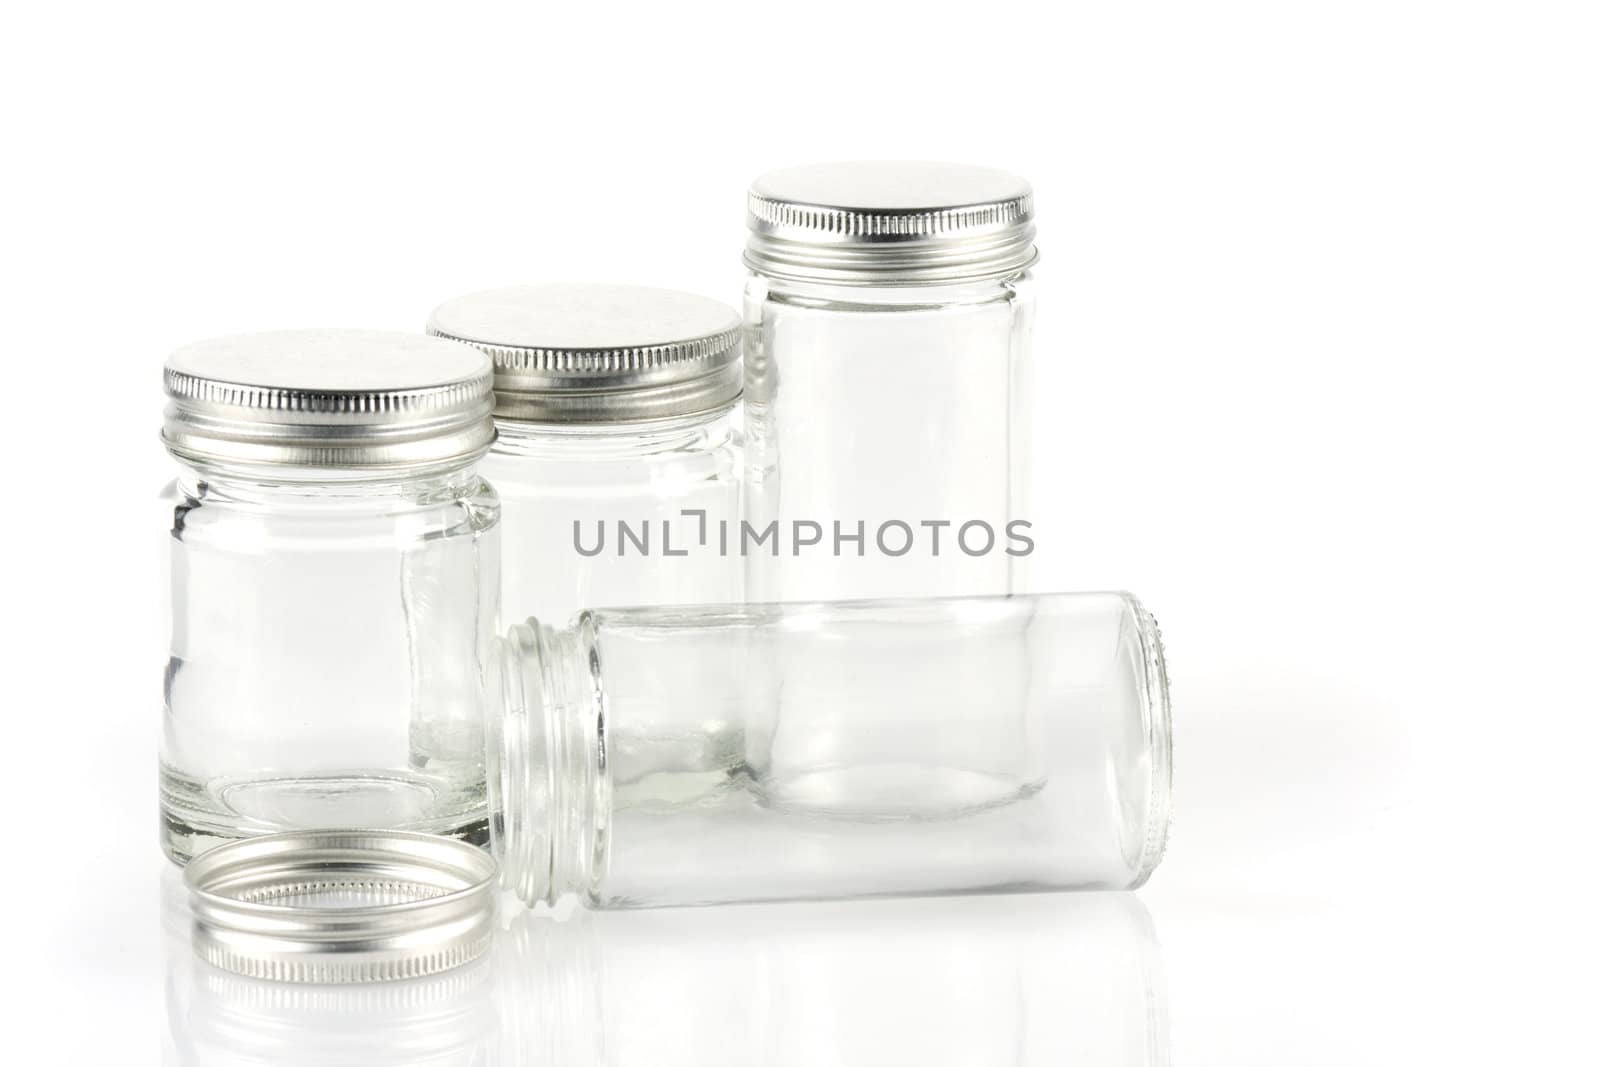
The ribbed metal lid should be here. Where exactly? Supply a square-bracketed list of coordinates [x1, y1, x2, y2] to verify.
[184, 830, 499, 984]
[745, 161, 1038, 285]
[162, 330, 496, 475]
[427, 285, 742, 424]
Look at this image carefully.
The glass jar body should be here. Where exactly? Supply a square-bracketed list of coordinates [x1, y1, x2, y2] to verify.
[489, 592, 1169, 910]
[159, 464, 500, 864]
[481, 408, 743, 625]
[742, 272, 1035, 603]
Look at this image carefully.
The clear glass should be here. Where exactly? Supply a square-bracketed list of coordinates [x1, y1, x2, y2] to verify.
[488, 591, 1170, 909]
[742, 272, 1035, 602]
[159, 464, 500, 864]
[481, 407, 742, 626]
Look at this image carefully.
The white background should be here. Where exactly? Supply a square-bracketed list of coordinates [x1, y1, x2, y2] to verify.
[3, 1, 1597, 1063]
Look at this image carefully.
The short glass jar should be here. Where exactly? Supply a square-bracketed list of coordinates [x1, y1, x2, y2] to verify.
[159, 330, 501, 863]
[743, 161, 1037, 602]
[487, 591, 1170, 909]
[428, 285, 743, 625]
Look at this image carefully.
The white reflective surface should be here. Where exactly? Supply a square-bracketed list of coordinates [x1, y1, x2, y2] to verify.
[163, 874, 1166, 1067]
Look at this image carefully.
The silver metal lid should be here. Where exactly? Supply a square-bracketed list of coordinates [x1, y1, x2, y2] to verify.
[427, 284, 742, 424]
[745, 161, 1038, 285]
[183, 830, 499, 984]
[163, 330, 496, 475]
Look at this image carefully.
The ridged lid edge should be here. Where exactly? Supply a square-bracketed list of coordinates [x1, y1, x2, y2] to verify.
[164, 365, 494, 415]
[184, 830, 499, 985]
[746, 190, 1034, 241]
[427, 325, 740, 378]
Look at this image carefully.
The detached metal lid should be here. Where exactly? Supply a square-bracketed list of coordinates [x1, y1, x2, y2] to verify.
[427, 284, 743, 424]
[183, 830, 499, 984]
[745, 161, 1038, 285]
[162, 330, 495, 475]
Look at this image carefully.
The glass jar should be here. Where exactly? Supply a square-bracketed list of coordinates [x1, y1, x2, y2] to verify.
[159, 330, 501, 863]
[487, 591, 1170, 909]
[742, 161, 1038, 602]
[428, 285, 743, 625]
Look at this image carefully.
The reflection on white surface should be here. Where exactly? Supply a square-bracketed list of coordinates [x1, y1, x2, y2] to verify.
[164, 869, 1167, 1066]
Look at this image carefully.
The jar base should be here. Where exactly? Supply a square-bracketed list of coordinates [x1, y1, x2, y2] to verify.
[159, 764, 489, 865]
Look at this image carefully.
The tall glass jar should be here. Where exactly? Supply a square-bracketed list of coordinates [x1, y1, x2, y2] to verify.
[428, 285, 743, 625]
[159, 330, 501, 863]
[487, 591, 1170, 910]
[743, 161, 1037, 602]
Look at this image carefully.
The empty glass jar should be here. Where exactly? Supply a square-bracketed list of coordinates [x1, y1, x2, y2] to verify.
[743, 161, 1038, 603]
[428, 285, 743, 625]
[487, 591, 1170, 909]
[159, 330, 501, 863]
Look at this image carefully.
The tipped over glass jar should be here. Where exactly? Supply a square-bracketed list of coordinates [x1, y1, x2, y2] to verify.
[487, 591, 1171, 909]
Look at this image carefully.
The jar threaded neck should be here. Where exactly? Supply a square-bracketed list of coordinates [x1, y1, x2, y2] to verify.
[488, 618, 606, 907]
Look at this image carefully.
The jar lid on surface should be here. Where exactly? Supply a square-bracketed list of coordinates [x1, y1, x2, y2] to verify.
[745, 161, 1038, 285]
[427, 284, 742, 424]
[162, 330, 496, 474]
[183, 830, 499, 984]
